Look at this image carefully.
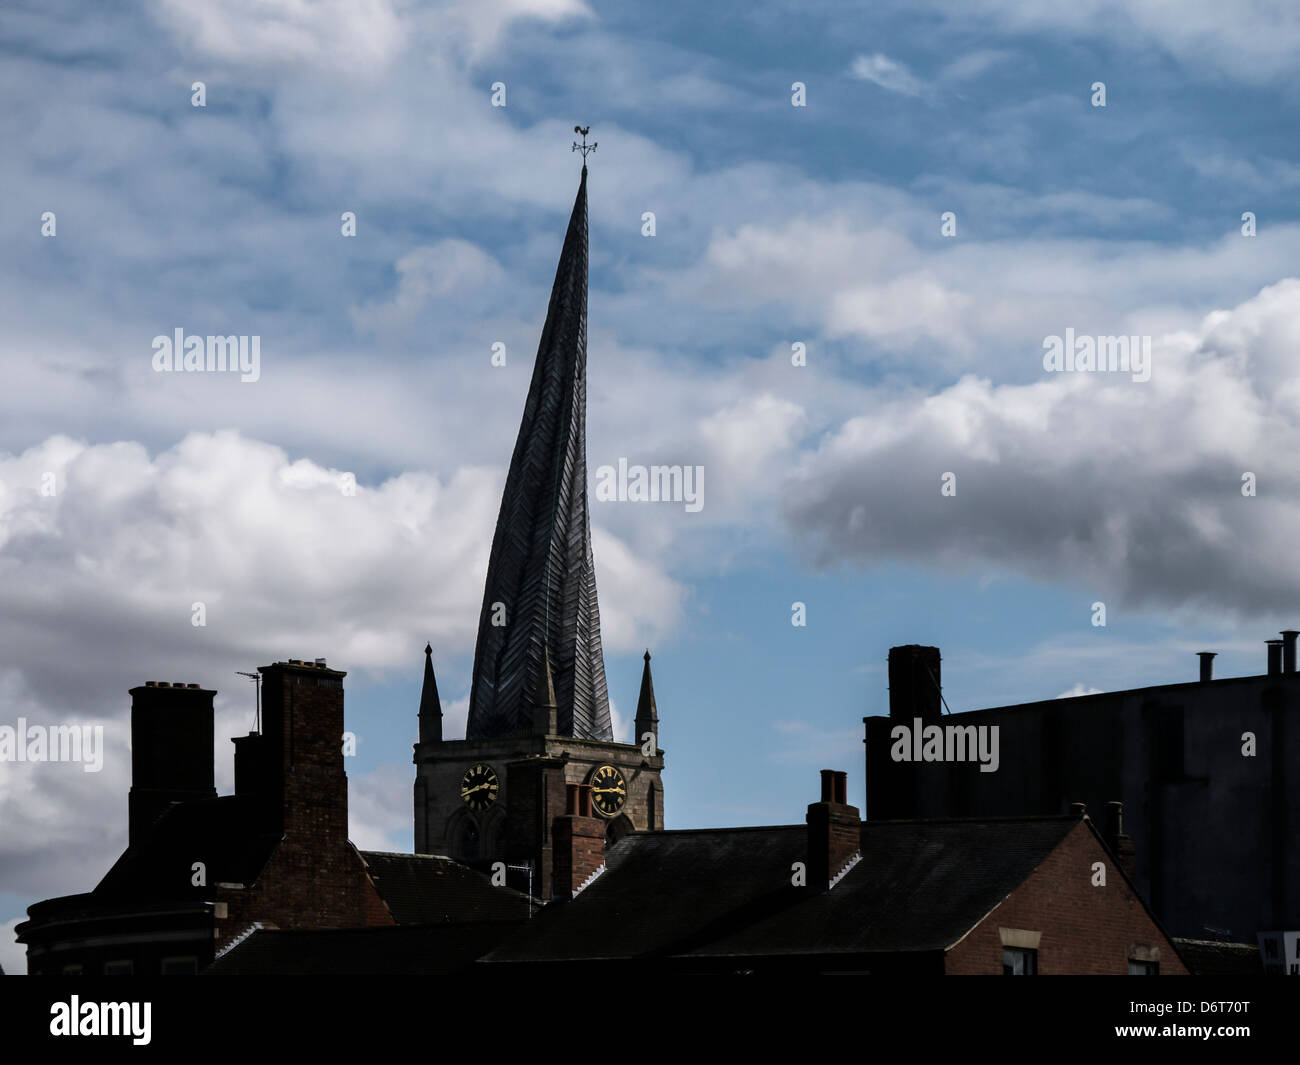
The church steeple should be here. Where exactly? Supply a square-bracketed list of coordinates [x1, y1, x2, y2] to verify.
[466, 161, 612, 742]
[418, 643, 443, 743]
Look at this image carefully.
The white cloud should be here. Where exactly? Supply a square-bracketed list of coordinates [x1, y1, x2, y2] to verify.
[155, 0, 407, 73]
[1056, 683, 1104, 698]
[848, 53, 926, 97]
[784, 279, 1300, 617]
[917, 0, 1300, 85]
[347, 764, 413, 852]
[350, 239, 506, 333]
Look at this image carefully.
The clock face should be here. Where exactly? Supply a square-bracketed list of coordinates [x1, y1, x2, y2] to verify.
[460, 763, 499, 812]
[589, 764, 627, 816]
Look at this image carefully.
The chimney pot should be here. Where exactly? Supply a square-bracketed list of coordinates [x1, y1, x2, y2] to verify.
[1104, 799, 1136, 879]
[577, 783, 593, 818]
[1105, 799, 1123, 838]
[1281, 631, 1298, 673]
[1070, 802, 1087, 819]
[819, 769, 834, 802]
[1267, 639, 1283, 676]
[1197, 652, 1217, 683]
[832, 770, 847, 805]
[566, 783, 580, 815]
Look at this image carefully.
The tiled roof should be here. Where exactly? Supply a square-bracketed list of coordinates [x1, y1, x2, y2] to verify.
[359, 852, 534, 924]
[1172, 938, 1262, 976]
[205, 923, 522, 975]
[484, 826, 807, 962]
[691, 817, 1077, 957]
[485, 816, 1080, 963]
[95, 796, 278, 900]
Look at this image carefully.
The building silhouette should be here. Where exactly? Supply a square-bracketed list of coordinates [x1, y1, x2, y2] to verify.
[16, 662, 531, 974]
[866, 641, 1299, 959]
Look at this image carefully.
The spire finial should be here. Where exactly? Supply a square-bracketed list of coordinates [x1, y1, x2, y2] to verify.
[572, 125, 596, 168]
[644, 648, 651, 663]
[424, 642, 432, 656]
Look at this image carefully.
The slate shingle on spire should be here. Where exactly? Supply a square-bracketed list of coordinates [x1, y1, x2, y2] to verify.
[467, 166, 612, 741]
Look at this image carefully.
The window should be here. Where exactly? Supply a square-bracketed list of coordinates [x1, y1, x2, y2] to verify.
[1003, 948, 1037, 975]
[161, 956, 198, 975]
[103, 960, 134, 975]
[1128, 960, 1158, 975]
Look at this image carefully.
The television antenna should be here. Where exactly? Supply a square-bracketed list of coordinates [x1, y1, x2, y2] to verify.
[236, 671, 261, 732]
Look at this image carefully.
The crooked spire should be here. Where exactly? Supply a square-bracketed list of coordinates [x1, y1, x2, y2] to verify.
[466, 166, 612, 741]
[418, 642, 443, 743]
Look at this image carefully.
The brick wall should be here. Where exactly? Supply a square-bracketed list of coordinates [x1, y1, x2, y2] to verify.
[944, 819, 1189, 975]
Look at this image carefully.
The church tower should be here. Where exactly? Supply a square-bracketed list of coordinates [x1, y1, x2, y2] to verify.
[413, 149, 666, 898]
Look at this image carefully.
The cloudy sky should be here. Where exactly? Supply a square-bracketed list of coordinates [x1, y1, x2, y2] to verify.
[3, 0, 1300, 972]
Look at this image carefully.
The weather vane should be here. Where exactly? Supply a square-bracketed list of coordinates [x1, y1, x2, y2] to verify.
[571, 125, 597, 163]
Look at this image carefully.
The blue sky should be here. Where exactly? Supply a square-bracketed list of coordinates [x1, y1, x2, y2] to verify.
[3, 0, 1300, 971]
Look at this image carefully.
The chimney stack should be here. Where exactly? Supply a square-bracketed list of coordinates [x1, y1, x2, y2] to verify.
[552, 783, 604, 898]
[1281, 631, 1298, 674]
[257, 658, 348, 845]
[128, 682, 217, 845]
[1104, 800, 1136, 880]
[1267, 639, 1283, 676]
[806, 769, 861, 891]
[1197, 652, 1217, 683]
[887, 645, 942, 722]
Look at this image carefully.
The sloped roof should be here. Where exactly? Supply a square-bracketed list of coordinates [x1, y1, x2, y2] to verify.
[690, 817, 1078, 957]
[204, 923, 522, 975]
[484, 826, 808, 962]
[95, 795, 279, 900]
[485, 816, 1080, 963]
[1172, 938, 1262, 976]
[359, 851, 534, 924]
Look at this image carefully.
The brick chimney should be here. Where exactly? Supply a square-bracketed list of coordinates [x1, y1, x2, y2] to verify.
[256, 659, 349, 848]
[127, 682, 217, 845]
[552, 784, 605, 898]
[888, 645, 942, 722]
[806, 769, 861, 891]
[1104, 800, 1136, 880]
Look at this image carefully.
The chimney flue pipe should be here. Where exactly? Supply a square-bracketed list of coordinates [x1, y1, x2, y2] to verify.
[1197, 652, 1217, 683]
[1267, 639, 1283, 676]
[1281, 631, 1298, 673]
